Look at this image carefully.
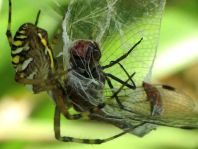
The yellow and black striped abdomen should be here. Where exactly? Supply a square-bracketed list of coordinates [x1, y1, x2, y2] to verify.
[10, 23, 56, 93]
[11, 24, 29, 71]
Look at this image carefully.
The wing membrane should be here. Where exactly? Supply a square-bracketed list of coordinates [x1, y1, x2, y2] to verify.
[54, 0, 166, 87]
[102, 85, 198, 128]
[101, 0, 166, 88]
[51, 0, 198, 134]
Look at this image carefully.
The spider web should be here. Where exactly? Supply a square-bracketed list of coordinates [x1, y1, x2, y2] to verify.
[51, 0, 167, 136]
[54, 0, 166, 89]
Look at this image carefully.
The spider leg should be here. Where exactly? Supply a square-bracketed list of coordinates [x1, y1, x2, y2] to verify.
[6, 0, 41, 46]
[53, 82, 106, 120]
[15, 75, 48, 85]
[101, 37, 143, 70]
[14, 75, 56, 93]
[34, 10, 41, 26]
[54, 92, 85, 120]
[54, 106, 143, 144]
[6, 0, 13, 47]
[14, 69, 71, 91]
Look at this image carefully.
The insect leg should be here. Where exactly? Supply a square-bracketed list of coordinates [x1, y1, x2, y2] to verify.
[54, 106, 140, 144]
[116, 62, 136, 89]
[104, 73, 135, 89]
[105, 76, 124, 109]
[101, 38, 143, 70]
[111, 72, 136, 99]
[105, 73, 135, 109]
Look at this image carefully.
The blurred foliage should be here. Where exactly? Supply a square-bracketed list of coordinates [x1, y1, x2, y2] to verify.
[0, 141, 27, 149]
[0, 0, 198, 149]
[167, 0, 198, 17]
[159, 0, 198, 49]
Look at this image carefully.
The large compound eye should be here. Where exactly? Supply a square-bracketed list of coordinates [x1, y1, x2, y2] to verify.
[70, 40, 88, 58]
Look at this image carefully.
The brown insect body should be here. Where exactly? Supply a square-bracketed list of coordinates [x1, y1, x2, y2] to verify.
[62, 40, 158, 136]
[65, 40, 106, 111]
[69, 40, 105, 82]
[61, 38, 198, 136]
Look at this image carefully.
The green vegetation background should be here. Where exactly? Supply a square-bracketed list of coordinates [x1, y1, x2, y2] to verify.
[0, 0, 198, 149]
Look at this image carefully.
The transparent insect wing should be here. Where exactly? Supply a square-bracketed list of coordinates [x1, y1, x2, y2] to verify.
[103, 85, 198, 128]
[100, 0, 166, 87]
[58, 0, 166, 87]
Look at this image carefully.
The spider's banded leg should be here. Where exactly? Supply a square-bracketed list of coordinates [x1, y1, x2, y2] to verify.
[6, 0, 13, 46]
[15, 76, 48, 85]
[15, 69, 70, 90]
[34, 10, 41, 26]
[14, 76, 56, 92]
[54, 106, 138, 144]
[54, 88, 105, 120]
[52, 82, 102, 120]
[53, 89, 83, 120]
[101, 37, 143, 70]
[105, 73, 135, 89]
[6, 0, 41, 46]
[105, 76, 124, 109]
[54, 106, 61, 140]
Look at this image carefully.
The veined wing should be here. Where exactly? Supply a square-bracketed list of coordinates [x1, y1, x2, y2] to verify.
[100, 0, 166, 88]
[102, 84, 198, 128]
[53, 0, 166, 87]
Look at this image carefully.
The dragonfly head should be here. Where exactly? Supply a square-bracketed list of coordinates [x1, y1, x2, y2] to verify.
[69, 40, 101, 70]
